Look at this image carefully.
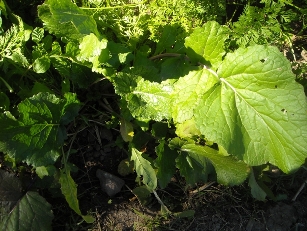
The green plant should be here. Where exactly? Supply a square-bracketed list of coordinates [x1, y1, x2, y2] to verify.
[1, 0, 307, 230]
[228, 0, 306, 49]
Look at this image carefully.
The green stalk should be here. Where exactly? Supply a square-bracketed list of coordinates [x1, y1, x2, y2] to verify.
[0, 76, 13, 92]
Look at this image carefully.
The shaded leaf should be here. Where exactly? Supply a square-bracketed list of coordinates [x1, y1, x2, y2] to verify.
[249, 168, 267, 201]
[120, 118, 134, 142]
[185, 21, 229, 68]
[175, 151, 211, 185]
[151, 122, 169, 139]
[182, 144, 250, 186]
[35, 165, 57, 179]
[59, 168, 94, 223]
[0, 170, 22, 214]
[0, 92, 10, 111]
[154, 25, 176, 55]
[132, 186, 152, 205]
[155, 142, 178, 188]
[1, 191, 53, 231]
[131, 147, 157, 191]
[0, 92, 80, 167]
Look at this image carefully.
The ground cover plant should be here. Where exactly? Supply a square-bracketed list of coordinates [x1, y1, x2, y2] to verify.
[0, 0, 307, 230]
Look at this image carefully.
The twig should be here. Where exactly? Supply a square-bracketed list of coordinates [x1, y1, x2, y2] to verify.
[149, 53, 186, 61]
[292, 177, 307, 201]
[153, 189, 171, 214]
[189, 181, 215, 196]
[125, 184, 145, 212]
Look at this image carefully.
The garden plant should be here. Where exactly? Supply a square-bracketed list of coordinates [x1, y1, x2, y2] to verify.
[0, 0, 307, 230]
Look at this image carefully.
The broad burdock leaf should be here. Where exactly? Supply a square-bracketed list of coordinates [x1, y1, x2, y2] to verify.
[0, 92, 80, 167]
[131, 147, 157, 192]
[175, 118, 201, 138]
[185, 21, 229, 68]
[126, 78, 173, 121]
[194, 45, 307, 173]
[77, 33, 108, 63]
[182, 144, 249, 186]
[77, 33, 110, 73]
[172, 68, 218, 123]
[38, 0, 99, 40]
[154, 25, 177, 55]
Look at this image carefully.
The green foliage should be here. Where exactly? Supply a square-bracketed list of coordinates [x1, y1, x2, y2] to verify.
[131, 146, 157, 192]
[59, 166, 95, 223]
[0, 170, 54, 231]
[80, 0, 225, 48]
[38, 0, 100, 40]
[0, 0, 307, 229]
[229, 0, 306, 48]
[0, 92, 80, 167]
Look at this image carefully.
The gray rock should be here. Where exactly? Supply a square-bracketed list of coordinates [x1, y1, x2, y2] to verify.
[96, 169, 125, 197]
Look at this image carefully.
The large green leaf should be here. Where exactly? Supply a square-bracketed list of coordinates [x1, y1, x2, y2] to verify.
[77, 33, 109, 63]
[154, 25, 177, 55]
[182, 144, 250, 186]
[185, 21, 229, 68]
[194, 45, 307, 173]
[0, 92, 80, 167]
[131, 147, 157, 191]
[127, 79, 173, 121]
[38, 0, 99, 40]
[1, 191, 53, 231]
[172, 69, 218, 123]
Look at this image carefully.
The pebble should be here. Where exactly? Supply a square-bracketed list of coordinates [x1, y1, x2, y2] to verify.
[96, 169, 125, 197]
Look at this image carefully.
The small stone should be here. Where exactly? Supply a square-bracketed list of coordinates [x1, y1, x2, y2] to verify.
[96, 169, 125, 197]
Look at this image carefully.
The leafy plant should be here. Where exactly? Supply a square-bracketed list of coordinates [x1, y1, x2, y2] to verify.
[0, 0, 307, 229]
[228, 0, 306, 49]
